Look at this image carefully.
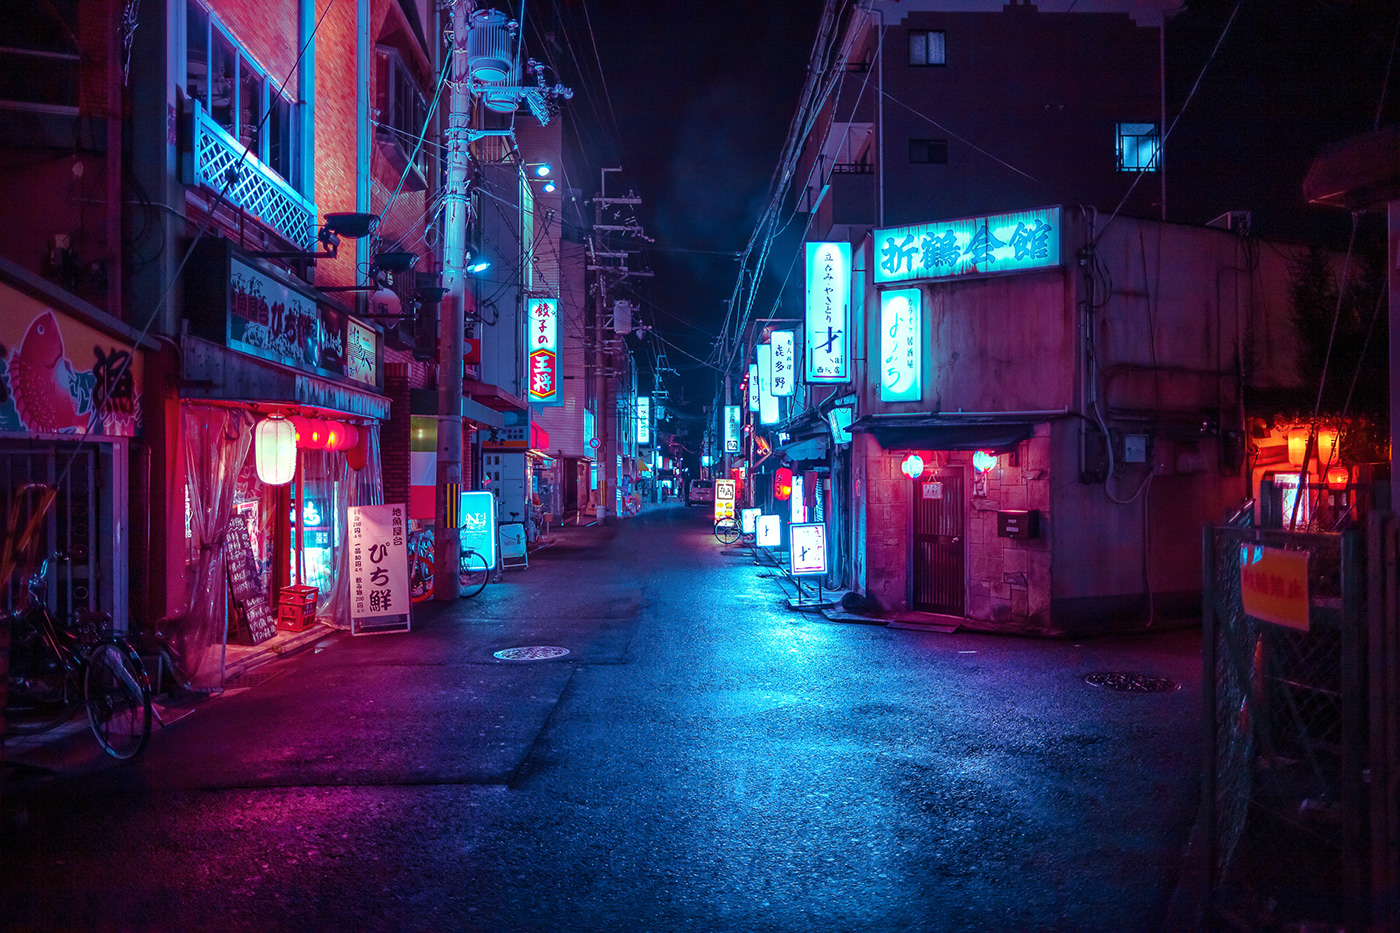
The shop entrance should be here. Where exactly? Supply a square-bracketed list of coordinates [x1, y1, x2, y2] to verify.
[911, 465, 964, 615]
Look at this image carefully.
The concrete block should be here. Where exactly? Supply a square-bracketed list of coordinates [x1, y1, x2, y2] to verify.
[968, 592, 992, 620]
[1002, 485, 1027, 510]
[1011, 586, 1029, 617]
[1003, 547, 1028, 573]
[1003, 572, 1028, 588]
[991, 581, 1012, 600]
[991, 597, 1013, 622]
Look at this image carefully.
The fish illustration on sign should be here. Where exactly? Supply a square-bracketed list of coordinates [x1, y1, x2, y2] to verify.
[7, 311, 87, 433]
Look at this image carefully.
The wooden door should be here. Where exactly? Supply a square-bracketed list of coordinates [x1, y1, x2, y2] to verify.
[912, 466, 964, 615]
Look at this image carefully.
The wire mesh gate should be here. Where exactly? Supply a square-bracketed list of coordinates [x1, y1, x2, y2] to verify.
[1201, 521, 1386, 930]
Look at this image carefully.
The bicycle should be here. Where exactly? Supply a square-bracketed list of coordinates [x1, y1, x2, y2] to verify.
[714, 516, 741, 545]
[407, 525, 491, 601]
[5, 557, 153, 760]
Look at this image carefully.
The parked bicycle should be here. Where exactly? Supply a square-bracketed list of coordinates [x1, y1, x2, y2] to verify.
[407, 525, 491, 602]
[713, 516, 741, 545]
[5, 556, 153, 760]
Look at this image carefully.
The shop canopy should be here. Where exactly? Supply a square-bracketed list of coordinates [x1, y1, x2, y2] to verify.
[849, 414, 1035, 453]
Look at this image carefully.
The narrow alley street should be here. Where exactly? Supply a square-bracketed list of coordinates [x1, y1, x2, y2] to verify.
[2, 503, 1202, 932]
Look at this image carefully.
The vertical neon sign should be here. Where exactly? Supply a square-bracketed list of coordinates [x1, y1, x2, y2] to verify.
[771, 330, 795, 397]
[637, 396, 650, 445]
[805, 241, 851, 382]
[724, 405, 741, 453]
[880, 288, 921, 402]
[757, 343, 779, 425]
[527, 298, 559, 404]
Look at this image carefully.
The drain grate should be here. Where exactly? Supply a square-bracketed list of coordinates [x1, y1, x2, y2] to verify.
[493, 646, 570, 661]
[224, 669, 286, 690]
[1084, 672, 1179, 693]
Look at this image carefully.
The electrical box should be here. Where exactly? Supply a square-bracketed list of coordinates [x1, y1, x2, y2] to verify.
[1124, 434, 1149, 463]
[997, 509, 1040, 539]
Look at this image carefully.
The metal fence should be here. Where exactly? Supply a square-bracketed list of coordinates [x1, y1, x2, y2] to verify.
[1201, 515, 1398, 930]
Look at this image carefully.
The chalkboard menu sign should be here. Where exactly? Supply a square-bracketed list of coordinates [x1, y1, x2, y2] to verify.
[226, 518, 277, 644]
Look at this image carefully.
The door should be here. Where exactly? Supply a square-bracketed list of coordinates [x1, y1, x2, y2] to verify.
[912, 465, 964, 615]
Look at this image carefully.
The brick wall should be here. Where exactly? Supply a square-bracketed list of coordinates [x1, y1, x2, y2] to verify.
[313, 0, 361, 289]
[383, 362, 412, 507]
[207, 0, 299, 87]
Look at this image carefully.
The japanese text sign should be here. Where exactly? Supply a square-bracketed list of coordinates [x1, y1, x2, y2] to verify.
[1240, 545, 1310, 631]
[874, 206, 1061, 285]
[771, 330, 795, 397]
[637, 396, 651, 445]
[527, 298, 559, 404]
[805, 241, 850, 382]
[790, 472, 806, 524]
[348, 504, 410, 622]
[789, 522, 827, 576]
[747, 364, 759, 412]
[459, 490, 498, 570]
[756, 514, 781, 548]
[741, 507, 761, 535]
[724, 405, 741, 453]
[880, 288, 922, 402]
[757, 343, 779, 425]
[713, 479, 736, 521]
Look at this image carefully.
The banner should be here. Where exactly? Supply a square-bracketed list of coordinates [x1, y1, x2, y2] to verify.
[348, 504, 411, 622]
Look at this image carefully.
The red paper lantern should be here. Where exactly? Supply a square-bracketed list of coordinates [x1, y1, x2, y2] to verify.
[774, 467, 793, 501]
[1325, 465, 1350, 490]
[290, 415, 312, 448]
[306, 419, 329, 449]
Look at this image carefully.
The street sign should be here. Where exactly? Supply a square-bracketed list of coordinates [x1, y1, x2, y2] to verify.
[789, 522, 827, 575]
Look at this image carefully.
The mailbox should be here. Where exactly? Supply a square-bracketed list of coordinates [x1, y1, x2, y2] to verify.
[996, 509, 1040, 539]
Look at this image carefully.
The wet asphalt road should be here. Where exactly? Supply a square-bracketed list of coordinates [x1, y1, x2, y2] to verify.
[1, 502, 1202, 932]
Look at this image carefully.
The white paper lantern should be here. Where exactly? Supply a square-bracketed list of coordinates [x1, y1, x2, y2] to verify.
[255, 416, 297, 485]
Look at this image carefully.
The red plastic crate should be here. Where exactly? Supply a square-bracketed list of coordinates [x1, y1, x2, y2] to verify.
[277, 584, 319, 632]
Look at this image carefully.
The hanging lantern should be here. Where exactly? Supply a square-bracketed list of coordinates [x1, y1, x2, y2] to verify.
[254, 416, 297, 486]
[972, 450, 998, 473]
[1317, 425, 1339, 463]
[290, 415, 312, 448]
[1325, 464, 1350, 490]
[773, 467, 793, 501]
[347, 426, 369, 471]
[900, 453, 925, 479]
[306, 419, 329, 449]
[1287, 427, 1317, 467]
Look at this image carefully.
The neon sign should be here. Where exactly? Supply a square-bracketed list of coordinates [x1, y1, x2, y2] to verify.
[805, 241, 850, 382]
[880, 288, 922, 402]
[874, 206, 1061, 285]
[527, 298, 559, 404]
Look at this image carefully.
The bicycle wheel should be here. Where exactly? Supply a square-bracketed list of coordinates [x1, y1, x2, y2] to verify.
[4, 608, 80, 735]
[459, 549, 490, 598]
[714, 518, 741, 545]
[409, 527, 434, 603]
[83, 638, 152, 760]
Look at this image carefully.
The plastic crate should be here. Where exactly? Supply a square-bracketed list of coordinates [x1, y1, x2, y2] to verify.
[277, 584, 319, 632]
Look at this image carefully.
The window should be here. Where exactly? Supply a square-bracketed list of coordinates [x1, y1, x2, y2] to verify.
[185, 1, 298, 185]
[0, 0, 80, 112]
[1117, 122, 1160, 172]
[376, 48, 429, 183]
[909, 30, 946, 67]
[909, 139, 948, 164]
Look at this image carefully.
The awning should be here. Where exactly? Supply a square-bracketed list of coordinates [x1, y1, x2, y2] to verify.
[774, 434, 829, 464]
[850, 414, 1035, 453]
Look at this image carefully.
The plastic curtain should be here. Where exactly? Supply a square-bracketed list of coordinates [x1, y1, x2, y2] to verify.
[175, 404, 253, 690]
[311, 423, 383, 630]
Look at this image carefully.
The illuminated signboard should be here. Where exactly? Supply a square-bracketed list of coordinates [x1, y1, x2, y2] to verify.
[713, 479, 736, 521]
[347, 318, 378, 385]
[637, 396, 651, 445]
[880, 288, 922, 402]
[458, 490, 499, 570]
[748, 363, 759, 413]
[789, 523, 827, 576]
[828, 407, 853, 445]
[757, 343, 779, 425]
[724, 405, 741, 453]
[805, 241, 850, 382]
[874, 206, 1061, 285]
[756, 514, 781, 548]
[527, 298, 559, 404]
[740, 507, 761, 535]
[771, 330, 795, 397]
[790, 472, 806, 524]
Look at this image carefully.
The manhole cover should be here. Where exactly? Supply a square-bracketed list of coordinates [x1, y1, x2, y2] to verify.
[493, 646, 570, 661]
[1084, 672, 1179, 693]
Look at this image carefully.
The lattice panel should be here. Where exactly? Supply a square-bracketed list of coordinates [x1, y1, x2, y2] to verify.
[191, 105, 316, 249]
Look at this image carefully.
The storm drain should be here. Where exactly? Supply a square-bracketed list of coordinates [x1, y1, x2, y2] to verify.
[1083, 672, 1179, 693]
[493, 646, 570, 661]
[223, 669, 287, 690]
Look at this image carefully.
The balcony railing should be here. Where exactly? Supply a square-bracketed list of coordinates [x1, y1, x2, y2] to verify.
[184, 99, 316, 249]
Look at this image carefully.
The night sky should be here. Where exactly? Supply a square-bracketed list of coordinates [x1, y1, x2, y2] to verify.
[535, 0, 1400, 410]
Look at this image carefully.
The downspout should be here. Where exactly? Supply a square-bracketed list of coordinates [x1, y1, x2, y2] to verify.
[357, 0, 371, 273]
[876, 6, 885, 228]
[1159, 9, 1167, 220]
[299, 0, 316, 207]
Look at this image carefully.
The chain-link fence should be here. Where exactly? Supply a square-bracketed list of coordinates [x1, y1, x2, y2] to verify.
[1201, 520, 1383, 930]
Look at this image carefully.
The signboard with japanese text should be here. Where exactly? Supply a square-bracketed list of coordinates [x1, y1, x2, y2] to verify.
[225, 515, 276, 644]
[771, 330, 795, 397]
[748, 363, 759, 412]
[228, 258, 348, 376]
[757, 343, 779, 425]
[741, 507, 761, 535]
[1240, 545, 1310, 631]
[805, 241, 850, 382]
[874, 206, 1061, 285]
[880, 288, 922, 402]
[637, 396, 651, 445]
[348, 504, 410, 628]
[790, 472, 806, 524]
[347, 318, 378, 385]
[713, 479, 736, 521]
[756, 514, 781, 548]
[789, 522, 827, 575]
[527, 297, 559, 404]
[724, 405, 741, 453]
[459, 490, 499, 570]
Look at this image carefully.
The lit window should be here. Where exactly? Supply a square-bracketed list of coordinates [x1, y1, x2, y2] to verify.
[909, 138, 948, 164]
[909, 30, 946, 67]
[1117, 122, 1160, 172]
